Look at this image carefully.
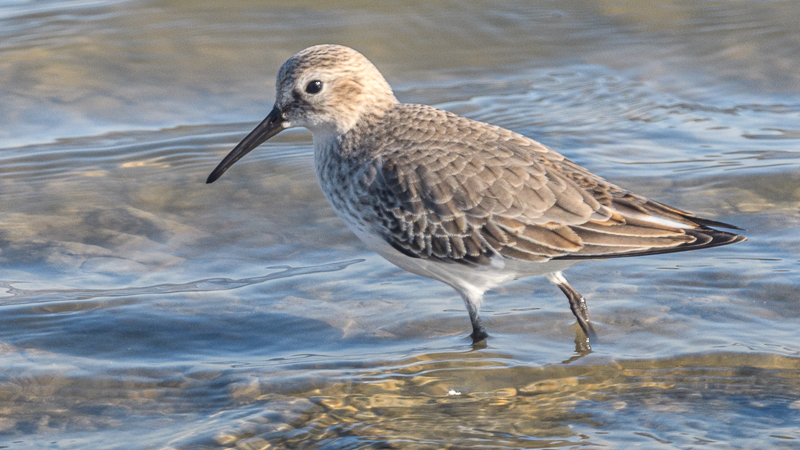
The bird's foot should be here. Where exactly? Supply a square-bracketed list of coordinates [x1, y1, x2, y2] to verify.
[470, 327, 488, 344]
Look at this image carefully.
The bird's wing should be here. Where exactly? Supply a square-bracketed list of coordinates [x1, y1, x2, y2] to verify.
[362, 105, 743, 266]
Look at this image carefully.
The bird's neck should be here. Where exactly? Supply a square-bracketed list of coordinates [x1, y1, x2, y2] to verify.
[312, 102, 399, 159]
[339, 93, 398, 136]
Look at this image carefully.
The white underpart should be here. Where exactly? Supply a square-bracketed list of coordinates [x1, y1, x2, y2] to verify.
[336, 206, 581, 313]
[545, 272, 569, 287]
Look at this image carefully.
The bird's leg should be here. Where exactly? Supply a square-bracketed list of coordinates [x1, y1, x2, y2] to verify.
[467, 306, 488, 343]
[460, 292, 488, 343]
[546, 272, 597, 341]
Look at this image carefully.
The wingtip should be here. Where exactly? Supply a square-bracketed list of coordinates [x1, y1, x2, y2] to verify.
[687, 227, 746, 250]
[554, 226, 746, 261]
[691, 216, 745, 231]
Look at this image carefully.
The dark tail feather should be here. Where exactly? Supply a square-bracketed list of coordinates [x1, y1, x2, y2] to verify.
[690, 216, 745, 231]
[555, 227, 746, 261]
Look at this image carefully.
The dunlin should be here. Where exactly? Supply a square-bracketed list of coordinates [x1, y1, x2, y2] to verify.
[208, 44, 745, 345]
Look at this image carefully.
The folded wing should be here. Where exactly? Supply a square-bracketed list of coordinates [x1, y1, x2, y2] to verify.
[362, 105, 744, 266]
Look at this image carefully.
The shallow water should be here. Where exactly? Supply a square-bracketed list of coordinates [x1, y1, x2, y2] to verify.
[1, 0, 799, 448]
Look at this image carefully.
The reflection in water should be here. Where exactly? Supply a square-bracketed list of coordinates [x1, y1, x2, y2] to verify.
[5, 348, 793, 448]
[1, 0, 800, 447]
[195, 351, 799, 448]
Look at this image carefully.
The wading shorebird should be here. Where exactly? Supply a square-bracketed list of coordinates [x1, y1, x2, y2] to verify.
[207, 44, 745, 345]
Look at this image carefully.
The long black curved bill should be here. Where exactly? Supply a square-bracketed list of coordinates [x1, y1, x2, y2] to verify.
[207, 106, 286, 183]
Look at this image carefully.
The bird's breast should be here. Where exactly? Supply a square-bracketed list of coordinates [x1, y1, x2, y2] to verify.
[314, 139, 379, 238]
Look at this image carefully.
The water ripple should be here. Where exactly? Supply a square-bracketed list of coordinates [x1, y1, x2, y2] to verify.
[0, 259, 363, 307]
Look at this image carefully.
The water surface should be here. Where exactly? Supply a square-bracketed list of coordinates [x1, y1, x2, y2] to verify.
[1, 0, 799, 448]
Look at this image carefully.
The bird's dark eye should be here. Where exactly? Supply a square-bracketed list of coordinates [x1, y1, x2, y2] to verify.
[305, 80, 323, 94]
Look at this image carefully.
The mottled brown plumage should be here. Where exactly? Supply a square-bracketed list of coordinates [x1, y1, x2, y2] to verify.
[208, 44, 745, 346]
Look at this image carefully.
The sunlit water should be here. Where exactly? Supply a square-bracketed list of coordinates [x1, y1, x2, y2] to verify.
[1, 1, 799, 448]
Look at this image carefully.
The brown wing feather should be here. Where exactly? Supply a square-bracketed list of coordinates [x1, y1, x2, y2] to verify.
[361, 104, 744, 265]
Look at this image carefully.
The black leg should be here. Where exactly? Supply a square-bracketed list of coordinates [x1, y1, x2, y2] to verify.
[464, 298, 488, 343]
[550, 274, 597, 341]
